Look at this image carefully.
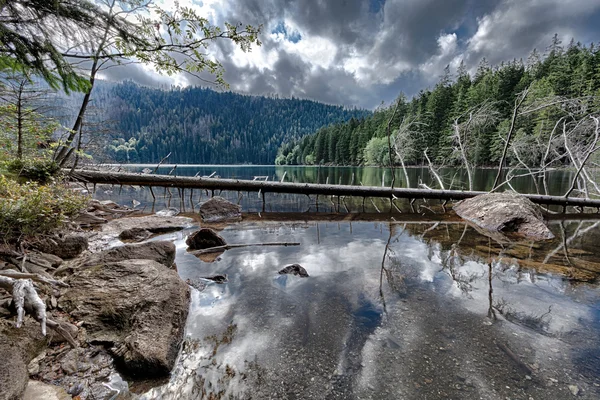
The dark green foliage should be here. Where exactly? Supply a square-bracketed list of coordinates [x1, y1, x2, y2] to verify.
[98, 81, 370, 164]
[277, 37, 600, 167]
[0, 0, 142, 93]
[4, 158, 60, 184]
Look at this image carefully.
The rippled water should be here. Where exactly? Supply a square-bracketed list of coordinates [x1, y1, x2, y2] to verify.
[134, 219, 600, 400]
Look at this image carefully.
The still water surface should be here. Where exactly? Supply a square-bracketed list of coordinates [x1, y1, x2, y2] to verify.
[92, 165, 600, 399]
[128, 219, 600, 399]
[113, 164, 577, 195]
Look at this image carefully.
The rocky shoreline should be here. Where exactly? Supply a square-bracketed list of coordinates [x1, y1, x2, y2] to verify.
[0, 199, 203, 400]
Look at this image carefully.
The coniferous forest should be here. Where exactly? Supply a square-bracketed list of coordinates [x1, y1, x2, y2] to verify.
[90, 82, 370, 164]
[276, 37, 600, 167]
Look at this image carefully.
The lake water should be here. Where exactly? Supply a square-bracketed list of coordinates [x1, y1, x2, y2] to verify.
[89, 165, 600, 399]
[134, 219, 600, 399]
[108, 164, 576, 195]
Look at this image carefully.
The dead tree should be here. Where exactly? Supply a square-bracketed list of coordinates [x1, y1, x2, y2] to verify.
[451, 102, 499, 191]
[393, 116, 425, 188]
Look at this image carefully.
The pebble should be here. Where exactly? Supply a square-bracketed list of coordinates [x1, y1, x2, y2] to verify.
[568, 385, 579, 396]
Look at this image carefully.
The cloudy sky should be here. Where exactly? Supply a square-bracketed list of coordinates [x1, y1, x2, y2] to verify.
[101, 0, 600, 109]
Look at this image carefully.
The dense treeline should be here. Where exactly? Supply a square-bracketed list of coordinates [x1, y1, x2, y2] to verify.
[82, 81, 370, 164]
[276, 36, 600, 167]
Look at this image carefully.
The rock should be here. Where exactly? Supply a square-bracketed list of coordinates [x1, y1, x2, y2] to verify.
[199, 196, 242, 222]
[27, 350, 46, 375]
[118, 227, 152, 242]
[48, 321, 78, 346]
[186, 228, 226, 250]
[103, 215, 192, 236]
[0, 320, 48, 400]
[568, 384, 580, 396]
[156, 208, 180, 217]
[22, 380, 71, 400]
[60, 259, 190, 378]
[202, 274, 228, 284]
[279, 264, 309, 277]
[185, 278, 206, 291]
[453, 192, 554, 240]
[82, 241, 176, 269]
[32, 235, 88, 259]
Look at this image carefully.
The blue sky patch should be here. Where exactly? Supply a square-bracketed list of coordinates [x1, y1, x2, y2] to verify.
[272, 21, 302, 43]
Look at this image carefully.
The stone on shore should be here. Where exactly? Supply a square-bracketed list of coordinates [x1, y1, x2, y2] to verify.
[32, 235, 88, 259]
[186, 228, 226, 250]
[0, 320, 48, 400]
[23, 381, 70, 400]
[85, 241, 176, 269]
[199, 196, 241, 222]
[60, 258, 190, 378]
[453, 192, 554, 240]
[103, 215, 193, 235]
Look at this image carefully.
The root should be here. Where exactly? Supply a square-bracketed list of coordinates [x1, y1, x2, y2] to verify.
[0, 276, 46, 335]
[0, 275, 78, 347]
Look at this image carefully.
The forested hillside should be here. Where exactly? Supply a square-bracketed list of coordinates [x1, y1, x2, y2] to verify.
[84, 82, 370, 164]
[276, 36, 600, 167]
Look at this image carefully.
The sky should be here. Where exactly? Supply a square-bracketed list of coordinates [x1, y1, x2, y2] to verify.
[100, 0, 600, 110]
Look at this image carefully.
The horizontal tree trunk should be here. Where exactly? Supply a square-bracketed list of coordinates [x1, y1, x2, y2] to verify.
[68, 169, 600, 209]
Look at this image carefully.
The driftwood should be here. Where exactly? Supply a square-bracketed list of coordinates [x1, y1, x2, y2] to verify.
[189, 242, 300, 255]
[69, 169, 600, 209]
[0, 276, 46, 334]
[0, 275, 78, 347]
[0, 269, 69, 288]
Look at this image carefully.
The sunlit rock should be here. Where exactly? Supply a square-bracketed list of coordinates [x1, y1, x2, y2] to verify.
[453, 192, 554, 240]
[199, 196, 242, 222]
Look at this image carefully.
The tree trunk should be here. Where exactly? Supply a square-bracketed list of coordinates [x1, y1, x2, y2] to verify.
[54, 60, 99, 166]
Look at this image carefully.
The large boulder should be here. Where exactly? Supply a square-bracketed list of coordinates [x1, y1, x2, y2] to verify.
[453, 192, 554, 240]
[186, 228, 226, 250]
[22, 381, 71, 400]
[103, 215, 193, 235]
[32, 235, 88, 259]
[60, 259, 190, 378]
[0, 320, 48, 400]
[199, 196, 241, 222]
[84, 241, 176, 269]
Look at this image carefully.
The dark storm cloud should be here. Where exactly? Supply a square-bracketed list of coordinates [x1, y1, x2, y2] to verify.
[103, 0, 600, 109]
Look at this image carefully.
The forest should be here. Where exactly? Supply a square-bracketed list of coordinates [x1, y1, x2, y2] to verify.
[275, 36, 600, 169]
[85, 82, 370, 164]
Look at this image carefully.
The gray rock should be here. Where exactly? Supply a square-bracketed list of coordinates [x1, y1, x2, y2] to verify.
[0, 320, 48, 400]
[32, 235, 88, 259]
[118, 227, 152, 242]
[199, 196, 242, 222]
[279, 264, 309, 277]
[61, 259, 190, 378]
[22, 380, 71, 400]
[103, 215, 192, 235]
[186, 228, 226, 250]
[453, 192, 554, 240]
[83, 241, 176, 269]
[156, 208, 180, 217]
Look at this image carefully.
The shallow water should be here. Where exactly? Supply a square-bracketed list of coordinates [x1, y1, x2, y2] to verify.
[137, 219, 600, 400]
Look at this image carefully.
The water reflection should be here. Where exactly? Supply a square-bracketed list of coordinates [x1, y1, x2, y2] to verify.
[110, 164, 576, 195]
[138, 219, 599, 399]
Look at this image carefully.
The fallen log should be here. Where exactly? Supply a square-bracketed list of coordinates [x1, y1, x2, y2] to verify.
[68, 169, 600, 209]
[189, 242, 300, 255]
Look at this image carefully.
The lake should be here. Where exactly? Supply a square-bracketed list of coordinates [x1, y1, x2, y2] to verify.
[89, 165, 600, 399]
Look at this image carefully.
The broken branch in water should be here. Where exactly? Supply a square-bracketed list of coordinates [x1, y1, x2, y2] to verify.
[189, 242, 300, 255]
